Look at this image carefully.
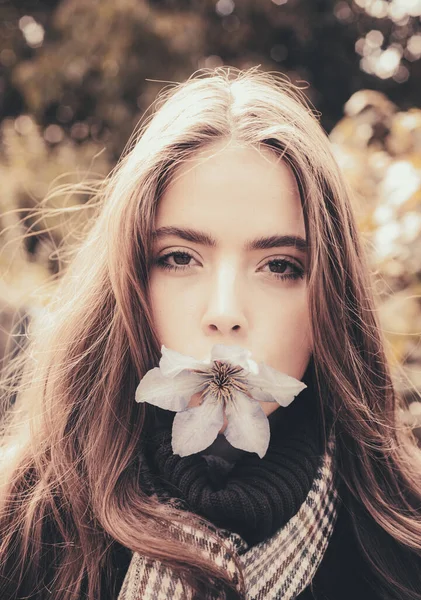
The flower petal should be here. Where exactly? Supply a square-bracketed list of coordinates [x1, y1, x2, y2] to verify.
[223, 391, 270, 459]
[135, 368, 204, 412]
[247, 363, 307, 406]
[159, 345, 209, 378]
[171, 396, 224, 457]
[209, 344, 259, 375]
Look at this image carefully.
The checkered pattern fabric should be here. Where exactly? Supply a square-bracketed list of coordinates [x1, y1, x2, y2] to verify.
[118, 438, 339, 600]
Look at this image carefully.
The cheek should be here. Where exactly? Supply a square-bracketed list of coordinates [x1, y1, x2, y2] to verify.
[148, 276, 195, 346]
[260, 294, 312, 379]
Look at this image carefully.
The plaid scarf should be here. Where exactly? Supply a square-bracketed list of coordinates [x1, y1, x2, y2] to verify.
[118, 436, 339, 600]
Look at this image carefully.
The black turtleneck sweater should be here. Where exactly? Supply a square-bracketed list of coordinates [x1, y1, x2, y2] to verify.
[141, 387, 324, 547]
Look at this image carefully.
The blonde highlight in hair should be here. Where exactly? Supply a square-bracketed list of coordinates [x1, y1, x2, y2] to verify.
[1, 66, 421, 599]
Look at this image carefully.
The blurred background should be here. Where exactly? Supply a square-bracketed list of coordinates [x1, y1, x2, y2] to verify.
[1, 0, 421, 436]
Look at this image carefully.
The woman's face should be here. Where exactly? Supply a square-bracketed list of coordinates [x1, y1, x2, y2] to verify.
[148, 140, 312, 422]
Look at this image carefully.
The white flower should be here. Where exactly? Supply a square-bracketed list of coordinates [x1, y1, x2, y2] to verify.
[135, 344, 307, 459]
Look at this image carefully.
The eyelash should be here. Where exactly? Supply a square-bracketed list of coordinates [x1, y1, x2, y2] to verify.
[153, 251, 304, 281]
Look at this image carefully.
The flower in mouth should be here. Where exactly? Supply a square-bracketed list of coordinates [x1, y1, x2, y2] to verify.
[135, 344, 307, 459]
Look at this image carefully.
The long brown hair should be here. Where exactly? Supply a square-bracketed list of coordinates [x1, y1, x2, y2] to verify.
[1, 67, 421, 600]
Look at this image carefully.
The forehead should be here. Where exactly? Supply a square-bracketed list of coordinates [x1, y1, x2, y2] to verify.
[155, 141, 305, 239]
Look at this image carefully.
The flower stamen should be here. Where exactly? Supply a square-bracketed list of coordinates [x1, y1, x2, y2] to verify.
[195, 360, 249, 406]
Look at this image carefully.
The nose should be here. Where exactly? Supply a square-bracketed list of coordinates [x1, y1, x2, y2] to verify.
[201, 262, 248, 337]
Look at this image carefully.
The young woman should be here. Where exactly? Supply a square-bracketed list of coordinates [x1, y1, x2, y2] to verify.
[1, 67, 421, 600]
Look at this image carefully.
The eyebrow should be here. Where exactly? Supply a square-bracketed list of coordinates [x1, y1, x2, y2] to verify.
[152, 226, 307, 253]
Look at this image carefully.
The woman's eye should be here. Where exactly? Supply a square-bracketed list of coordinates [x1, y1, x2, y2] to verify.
[261, 259, 304, 281]
[154, 251, 197, 271]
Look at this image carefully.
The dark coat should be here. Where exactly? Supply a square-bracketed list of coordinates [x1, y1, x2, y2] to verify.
[296, 499, 383, 600]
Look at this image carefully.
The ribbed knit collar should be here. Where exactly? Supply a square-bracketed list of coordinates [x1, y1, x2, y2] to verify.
[142, 382, 324, 546]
